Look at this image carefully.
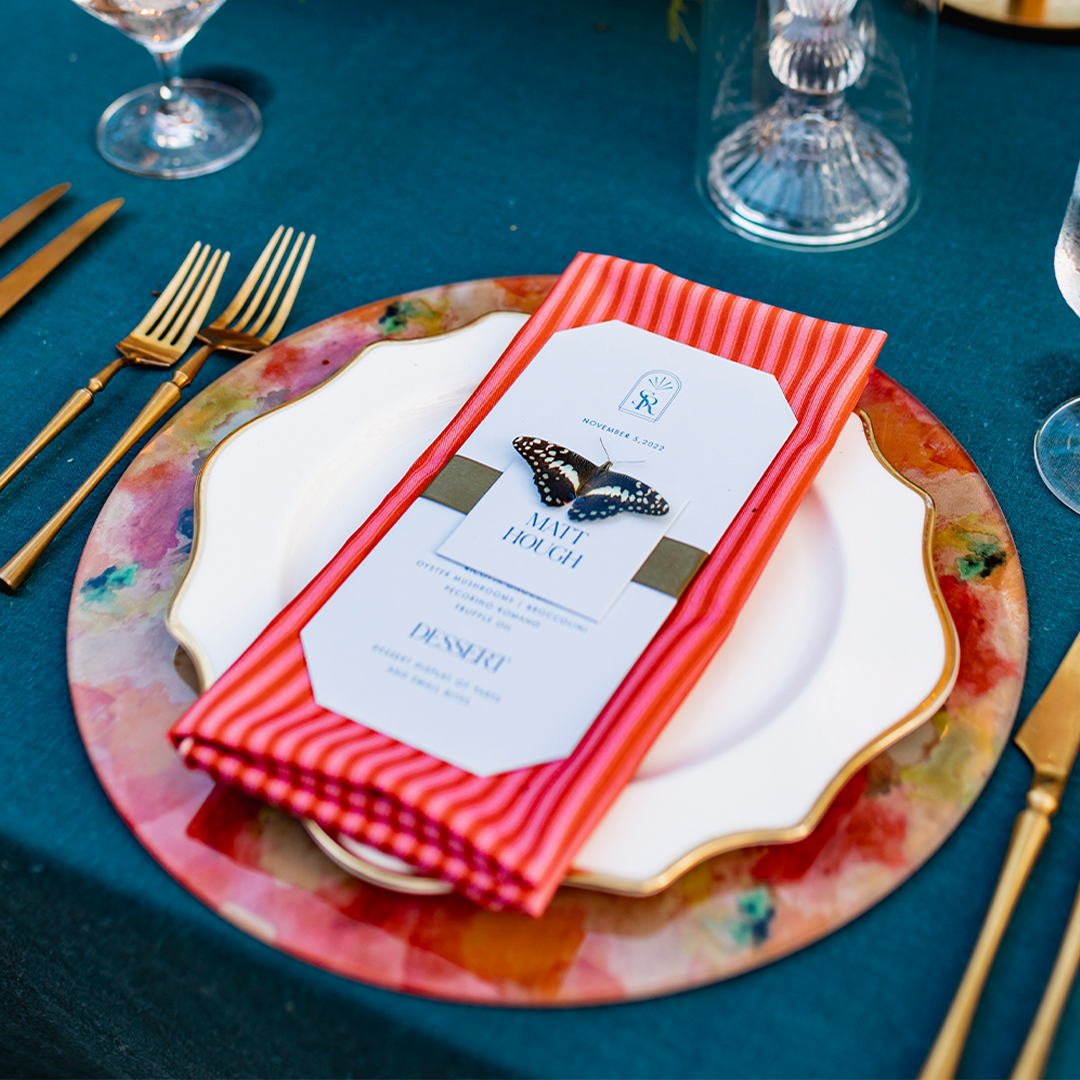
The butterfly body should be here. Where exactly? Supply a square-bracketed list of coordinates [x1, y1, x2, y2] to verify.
[512, 436, 669, 521]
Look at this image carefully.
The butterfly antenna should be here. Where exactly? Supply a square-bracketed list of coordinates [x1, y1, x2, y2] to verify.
[600, 436, 645, 467]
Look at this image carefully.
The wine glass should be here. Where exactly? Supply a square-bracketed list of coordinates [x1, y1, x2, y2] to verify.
[1034, 160, 1080, 512]
[70, 0, 261, 179]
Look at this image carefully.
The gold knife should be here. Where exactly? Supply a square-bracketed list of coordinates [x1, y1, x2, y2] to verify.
[0, 183, 71, 253]
[921, 631, 1080, 1078]
[0, 198, 124, 321]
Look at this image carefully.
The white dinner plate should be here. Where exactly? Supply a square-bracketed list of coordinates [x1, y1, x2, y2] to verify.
[167, 312, 958, 896]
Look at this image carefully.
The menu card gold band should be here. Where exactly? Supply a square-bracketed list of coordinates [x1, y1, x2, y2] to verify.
[630, 537, 707, 598]
[421, 455, 501, 514]
[420, 455, 707, 599]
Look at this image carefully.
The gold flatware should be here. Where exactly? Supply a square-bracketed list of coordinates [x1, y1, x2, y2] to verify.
[920, 631, 1080, 1079]
[0, 198, 123, 321]
[0, 183, 70, 252]
[0, 226, 314, 593]
[1011, 874, 1080, 1079]
[0, 241, 224, 496]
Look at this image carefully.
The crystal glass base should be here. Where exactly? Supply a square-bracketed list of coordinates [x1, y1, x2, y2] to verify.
[704, 96, 910, 249]
[1035, 397, 1080, 514]
[96, 78, 261, 179]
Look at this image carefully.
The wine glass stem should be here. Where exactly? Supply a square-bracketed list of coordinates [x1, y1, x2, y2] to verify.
[153, 48, 188, 115]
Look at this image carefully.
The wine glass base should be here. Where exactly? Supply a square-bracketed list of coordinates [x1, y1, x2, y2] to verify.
[96, 79, 261, 180]
[1035, 397, 1080, 514]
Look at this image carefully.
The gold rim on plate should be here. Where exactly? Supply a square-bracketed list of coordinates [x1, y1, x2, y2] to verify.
[301, 408, 959, 899]
[168, 317, 959, 901]
[166, 313, 516, 686]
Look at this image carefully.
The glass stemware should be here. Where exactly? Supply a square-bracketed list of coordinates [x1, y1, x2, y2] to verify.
[70, 0, 261, 179]
[1035, 160, 1080, 512]
[695, 0, 936, 249]
[706, 0, 908, 245]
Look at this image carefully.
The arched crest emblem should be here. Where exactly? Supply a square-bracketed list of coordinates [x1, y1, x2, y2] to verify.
[618, 369, 682, 423]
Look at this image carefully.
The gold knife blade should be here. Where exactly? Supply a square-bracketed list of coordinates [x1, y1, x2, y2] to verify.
[0, 198, 123, 321]
[921, 630, 1080, 1079]
[1015, 630, 1080, 790]
[0, 183, 71, 253]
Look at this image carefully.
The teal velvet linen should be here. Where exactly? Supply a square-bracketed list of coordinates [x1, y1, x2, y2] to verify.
[2, 0, 1080, 1075]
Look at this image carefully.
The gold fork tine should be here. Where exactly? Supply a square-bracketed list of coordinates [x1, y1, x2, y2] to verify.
[246, 231, 305, 338]
[210, 225, 283, 330]
[164, 249, 224, 348]
[0, 243, 226, 499]
[262, 233, 316, 344]
[147, 243, 210, 342]
[142, 252, 228, 359]
[175, 252, 230, 353]
[234, 227, 292, 331]
[131, 241, 202, 337]
[0, 230, 315, 591]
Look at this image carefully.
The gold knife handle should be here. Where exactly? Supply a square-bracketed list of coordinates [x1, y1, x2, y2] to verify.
[921, 791, 1057, 1079]
[1010, 870, 1080, 1079]
[0, 360, 127, 495]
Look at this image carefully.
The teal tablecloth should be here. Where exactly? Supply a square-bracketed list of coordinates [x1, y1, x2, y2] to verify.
[2, 0, 1080, 1075]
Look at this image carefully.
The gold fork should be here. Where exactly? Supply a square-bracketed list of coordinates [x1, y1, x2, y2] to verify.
[0, 226, 315, 593]
[0, 242, 227, 496]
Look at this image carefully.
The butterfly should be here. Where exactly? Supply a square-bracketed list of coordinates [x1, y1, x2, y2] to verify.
[512, 436, 669, 522]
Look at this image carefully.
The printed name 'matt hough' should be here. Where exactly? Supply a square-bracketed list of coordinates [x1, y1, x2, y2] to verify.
[500, 511, 590, 570]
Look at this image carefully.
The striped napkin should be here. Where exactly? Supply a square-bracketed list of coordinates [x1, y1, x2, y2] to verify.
[170, 254, 886, 916]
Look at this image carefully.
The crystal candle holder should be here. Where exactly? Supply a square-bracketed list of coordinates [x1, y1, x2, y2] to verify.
[696, 0, 936, 249]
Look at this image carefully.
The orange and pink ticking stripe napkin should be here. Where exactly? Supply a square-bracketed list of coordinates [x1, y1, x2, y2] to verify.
[170, 254, 886, 916]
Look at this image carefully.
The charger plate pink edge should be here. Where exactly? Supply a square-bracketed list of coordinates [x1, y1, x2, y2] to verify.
[67, 275, 1027, 1005]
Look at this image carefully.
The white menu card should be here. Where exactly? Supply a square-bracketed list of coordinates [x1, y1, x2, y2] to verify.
[300, 321, 796, 775]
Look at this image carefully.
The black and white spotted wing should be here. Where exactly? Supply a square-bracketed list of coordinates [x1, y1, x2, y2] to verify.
[568, 468, 669, 521]
[512, 436, 669, 522]
[512, 436, 600, 507]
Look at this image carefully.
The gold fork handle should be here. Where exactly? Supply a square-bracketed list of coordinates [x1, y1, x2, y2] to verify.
[0, 380, 183, 592]
[0, 360, 128, 496]
[1011, 872, 1080, 1079]
[920, 797, 1054, 1079]
[0, 345, 215, 591]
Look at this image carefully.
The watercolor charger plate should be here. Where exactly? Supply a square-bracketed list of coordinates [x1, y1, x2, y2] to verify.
[68, 277, 1026, 1003]
[168, 310, 958, 897]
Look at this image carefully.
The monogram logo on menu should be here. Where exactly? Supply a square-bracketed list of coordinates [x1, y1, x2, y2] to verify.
[618, 370, 681, 423]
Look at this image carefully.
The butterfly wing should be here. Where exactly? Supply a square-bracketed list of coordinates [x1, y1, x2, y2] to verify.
[568, 467, 670, 521]
[512, 436, 598, 507]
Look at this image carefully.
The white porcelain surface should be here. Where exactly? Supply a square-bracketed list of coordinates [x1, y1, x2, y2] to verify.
[169, 313, 955, 887]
